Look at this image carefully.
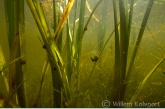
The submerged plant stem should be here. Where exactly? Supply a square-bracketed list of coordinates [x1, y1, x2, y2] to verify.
[126, 0, 154, 90]
[128, 57, 165, 107]
[112, 0, 120, 103]
[118, 0, 128, 101]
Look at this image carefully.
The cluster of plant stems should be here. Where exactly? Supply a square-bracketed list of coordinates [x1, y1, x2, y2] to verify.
[0, 0, 165, 107]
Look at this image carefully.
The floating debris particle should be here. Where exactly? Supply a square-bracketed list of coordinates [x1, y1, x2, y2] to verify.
[21, 59, 26, 65]
[91, 55, 99, 62]
[151, 82, 162, 86]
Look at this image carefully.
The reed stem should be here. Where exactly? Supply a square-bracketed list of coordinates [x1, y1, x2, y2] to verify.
[112, 0, 120, 104]
[126, 0, 154, 91]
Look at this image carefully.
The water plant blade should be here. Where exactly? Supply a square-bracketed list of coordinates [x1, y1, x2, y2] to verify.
[33, 57, 49, 107]
[126, 0, 154, 87]
[97, 0, 108, 67]
[0, 55, 25, 75]
[127, 57, 165, 107]
[54, 0, 75, 41]
[26, 0, 70, 107]
[73, 0, 86, 106]
[4, 0, 15, 49]
[0, 92, 20, 108]
[15, 0, 27, 107]
[3, 81, 26, 108]
[74, 0, 103, 56]
[112, 0, 120, 103]
[118, 0, 129, 101]
[86, 0, 99, 22]
[88, 25, 117, 81]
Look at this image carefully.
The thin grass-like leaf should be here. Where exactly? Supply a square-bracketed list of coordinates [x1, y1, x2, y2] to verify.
[146, 25, 165, 55]
[0, 92, 20, 108]
[54, 0, 75, 41]
[72, 0, 78, 41]
[74, 0, 103, 61]
[98, 0, 108, 55]
[112, 0, 120, 103]
[33, 57, 49, 107]
[118, 0, 129, 101]
[127, 0, 134, 40]
[3, 81, 26, 108]
[15, 0, 27, 107]
[73, 0, 86, 106]
[88, 26, 117, 81]
[0, 55, 25, 75]
[64, 18, 72, 82]
[126, 0, 154, 86]
[4, 0, 15, 49]
[86, 0, 99, 22]
[26, 0, 70, 107]
[127, 57, 165, 107]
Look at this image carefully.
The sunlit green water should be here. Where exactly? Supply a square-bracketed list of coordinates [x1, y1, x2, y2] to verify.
[0, 0, 165, 107]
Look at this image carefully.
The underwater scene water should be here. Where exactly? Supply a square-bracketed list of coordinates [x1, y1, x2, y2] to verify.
[0, 0, 165, 108]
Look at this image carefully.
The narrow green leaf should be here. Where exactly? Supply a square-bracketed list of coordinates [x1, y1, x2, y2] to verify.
[128, 57, 165, 107]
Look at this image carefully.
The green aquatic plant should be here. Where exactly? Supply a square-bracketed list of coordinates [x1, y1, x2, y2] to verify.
[111, 0, 156, 107]
[32, 57, 49, 107]
[127, 57, 165, 107]
[97, 0, 108, 61]
[1, 0, 165, 108]
[73, 0, 86, 106]
[126, 0, 154, 92]
[4, 0, 26, 107]
[4, 0, 14, 48]
[0, 55, 25, 75]
[26, 0, 72, 107]
[3, 80, 26, 108]
[0, 92, 20, 108]
[112, 0, 120, 103]
[111, 0, 134, 104]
